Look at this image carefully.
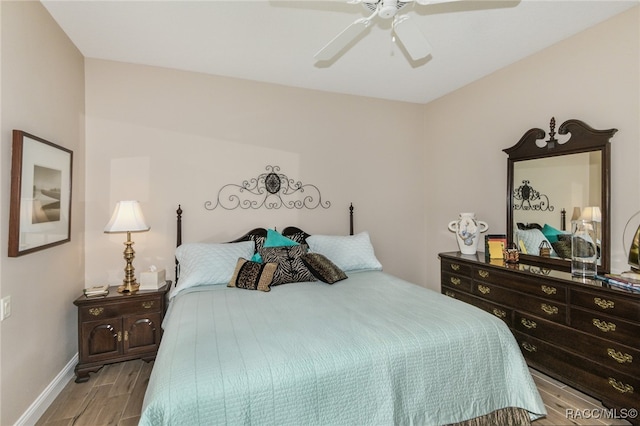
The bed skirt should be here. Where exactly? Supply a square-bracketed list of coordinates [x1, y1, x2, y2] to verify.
[450, 407, 532, 426]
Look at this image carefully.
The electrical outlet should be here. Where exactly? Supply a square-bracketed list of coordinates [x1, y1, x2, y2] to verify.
[0, 296, 11, 321]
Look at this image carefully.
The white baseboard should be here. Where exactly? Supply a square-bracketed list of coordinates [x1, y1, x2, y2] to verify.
[15, 353, 78, 426]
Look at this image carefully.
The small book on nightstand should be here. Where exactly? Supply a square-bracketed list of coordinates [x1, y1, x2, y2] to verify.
[83, 284, 109, 297]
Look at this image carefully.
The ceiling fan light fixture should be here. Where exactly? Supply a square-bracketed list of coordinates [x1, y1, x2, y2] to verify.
[378, 0, 399, 18]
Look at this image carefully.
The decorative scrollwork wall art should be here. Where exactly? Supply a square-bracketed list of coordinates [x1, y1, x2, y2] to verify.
[513, 180, 554, 212]
[204, 165, 331, 210]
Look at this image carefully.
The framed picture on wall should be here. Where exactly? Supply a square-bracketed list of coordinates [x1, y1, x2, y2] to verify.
[8, 130, 73, 257]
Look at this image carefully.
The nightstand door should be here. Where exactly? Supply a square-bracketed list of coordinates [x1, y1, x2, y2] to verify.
[123, 312, 162, 355]
[82, 319, 123, 363]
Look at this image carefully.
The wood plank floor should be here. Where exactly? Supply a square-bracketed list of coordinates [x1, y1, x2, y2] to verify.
[36, 360, 632, 426]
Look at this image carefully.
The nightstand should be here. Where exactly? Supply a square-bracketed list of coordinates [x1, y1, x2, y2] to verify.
[73, 282, 170, 382]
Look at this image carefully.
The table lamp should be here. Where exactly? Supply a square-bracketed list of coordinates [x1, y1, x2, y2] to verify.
[104, 200, 150, 293]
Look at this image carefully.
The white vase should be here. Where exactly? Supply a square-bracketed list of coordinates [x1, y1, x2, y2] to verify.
[448, 213, 489, 255]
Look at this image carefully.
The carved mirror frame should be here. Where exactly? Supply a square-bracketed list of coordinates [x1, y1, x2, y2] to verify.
[504, 118, 616, 273]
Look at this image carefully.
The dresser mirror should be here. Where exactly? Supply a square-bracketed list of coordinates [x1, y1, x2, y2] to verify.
[504, 118, 616, 273]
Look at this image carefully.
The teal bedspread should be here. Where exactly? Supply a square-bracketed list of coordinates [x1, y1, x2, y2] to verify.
[140, 271, 546, 425]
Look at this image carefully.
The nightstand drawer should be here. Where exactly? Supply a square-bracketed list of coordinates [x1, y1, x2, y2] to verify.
[79, 298, 161, 320]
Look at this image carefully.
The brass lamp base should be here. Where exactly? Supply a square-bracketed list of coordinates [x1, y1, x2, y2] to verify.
[118, 282, 140, 294]
[117, 231, 140, 294]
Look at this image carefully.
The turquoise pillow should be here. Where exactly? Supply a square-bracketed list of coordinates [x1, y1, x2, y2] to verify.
[542, 224, 564, 244]
[251, 229, 299, 262]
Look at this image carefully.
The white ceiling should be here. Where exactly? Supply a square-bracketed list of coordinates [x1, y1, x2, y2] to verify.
[41, 0, 638, 104]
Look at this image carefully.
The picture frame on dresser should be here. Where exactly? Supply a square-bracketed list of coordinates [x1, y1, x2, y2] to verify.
[8, 130, 73, 257]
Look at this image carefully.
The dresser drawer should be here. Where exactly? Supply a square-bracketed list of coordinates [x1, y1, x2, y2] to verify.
[515, 311, 640, 378]
[473, 267, 567, 303]
[441, 271, 472, 293]
[441, 259, 472, 277]
[571, 289, 640, 322]
[79, 298, 162, 321]
[571, 307, 640, 348]
[514, 331, 639, 412]
[472, 282, 567, 324]
[442, 287, 511, 326]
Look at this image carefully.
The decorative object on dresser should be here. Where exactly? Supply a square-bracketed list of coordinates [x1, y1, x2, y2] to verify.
[447, 212, 488, 255]
[440, 252, 639, 425]
[571, 218, 598, 278]
[73, 282, 170, 382]
[505, 117, 616, 273]
[104, 200, 150, 293]
[8, 130, 73, 257]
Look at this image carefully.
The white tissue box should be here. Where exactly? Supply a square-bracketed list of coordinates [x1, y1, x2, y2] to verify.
[139, 269, 166, 290]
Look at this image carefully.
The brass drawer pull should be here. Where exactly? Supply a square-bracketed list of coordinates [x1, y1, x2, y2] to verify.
[541, 285, 556, 295]
[521, 318, 537, 329]
[594, 297, 614, 310]
[478, 270, 489, 279]
[477, 285, 490, 295]
[607, 348, 633, 364]
[142, 301, 155, 309]
[492, 308, 506, 319]
[444, 291, 455, 298]
[89, 307, 104, 316]
[450, 264, 460, 271]
[124, 331, 129, 341]
[540, 303, 558, 315]
[521, 342, 537, 353]
[608, 378, 634, 394]
[450, 277, 461, 286]
[117, 331, 122, 342]
[593, 318, 616, 333]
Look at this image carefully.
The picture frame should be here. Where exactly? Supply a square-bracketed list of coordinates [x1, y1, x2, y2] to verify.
[484, 234, 507, 260]
[8, 130, 73, 257]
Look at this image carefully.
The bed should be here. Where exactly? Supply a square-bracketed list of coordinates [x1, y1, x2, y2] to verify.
[139, 207, 546, 425]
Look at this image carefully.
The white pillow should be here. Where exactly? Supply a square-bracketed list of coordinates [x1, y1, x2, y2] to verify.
[170, 241, 254, 299]
[516, 228, 556, 257]
[306, 231, 382, 272]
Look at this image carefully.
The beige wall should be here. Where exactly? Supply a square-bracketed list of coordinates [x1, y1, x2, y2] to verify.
[0, 2, 85, 425]
[423, 6, 640, 288]
[84, 60, 427, 288]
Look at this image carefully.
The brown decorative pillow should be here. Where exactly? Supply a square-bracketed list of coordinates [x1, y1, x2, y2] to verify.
[228, 258, 277, 292]
[259, 244, 315, 285]
[301, 253, 347, 284]
[551, 240, 572, 259]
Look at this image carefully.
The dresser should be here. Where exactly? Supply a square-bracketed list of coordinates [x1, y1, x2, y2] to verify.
[439, 252, 639, 423]
[73, 283, 170, 382]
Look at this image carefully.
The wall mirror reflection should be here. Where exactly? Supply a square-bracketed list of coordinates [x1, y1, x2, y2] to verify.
[505, 118, 616, 273]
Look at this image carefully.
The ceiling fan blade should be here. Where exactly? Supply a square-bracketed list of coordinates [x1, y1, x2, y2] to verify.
[314, 17, 373, 61]
[393, 15, 432, 60]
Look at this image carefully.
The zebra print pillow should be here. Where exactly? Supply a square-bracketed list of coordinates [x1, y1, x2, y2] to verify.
[259, 244, 316, 286]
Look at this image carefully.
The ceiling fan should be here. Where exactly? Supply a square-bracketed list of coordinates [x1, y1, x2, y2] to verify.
[315, 0, 463, 62]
